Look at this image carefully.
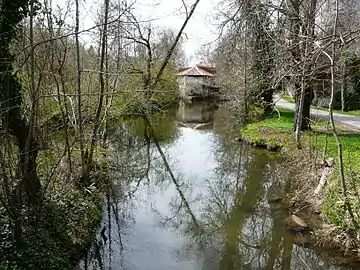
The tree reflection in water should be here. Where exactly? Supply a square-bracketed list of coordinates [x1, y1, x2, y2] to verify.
[79, 103, 351, 270]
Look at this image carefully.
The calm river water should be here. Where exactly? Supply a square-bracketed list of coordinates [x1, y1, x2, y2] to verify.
[78, 101, 352, 270]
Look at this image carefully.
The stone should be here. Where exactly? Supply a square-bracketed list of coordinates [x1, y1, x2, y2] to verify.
[285, 214, 308, 232]
[193, 122, 213, 130]
[325, 157, 335, 167]
[267, 194, 284, 203]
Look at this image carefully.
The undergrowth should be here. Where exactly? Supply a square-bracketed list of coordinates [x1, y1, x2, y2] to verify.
[0, 141, 107, 270]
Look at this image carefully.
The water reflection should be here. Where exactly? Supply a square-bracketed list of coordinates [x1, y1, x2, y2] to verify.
[79, 102, 353, 270]
[126, 112, 179, 142]
[176, 100, 217, 124]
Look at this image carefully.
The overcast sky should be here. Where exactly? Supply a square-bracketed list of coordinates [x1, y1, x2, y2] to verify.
[133, 0, 219, 64]
[53, 0, 219, 65]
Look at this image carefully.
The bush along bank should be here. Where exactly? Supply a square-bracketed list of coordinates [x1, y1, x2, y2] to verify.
[241, 108, 360, 265]
[0, 154, 108, 270]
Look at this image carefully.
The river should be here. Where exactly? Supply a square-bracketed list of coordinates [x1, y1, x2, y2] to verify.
[78, 101, 352, 270]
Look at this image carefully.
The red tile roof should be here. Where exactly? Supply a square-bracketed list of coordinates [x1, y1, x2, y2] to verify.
[176, 64, 215, 77]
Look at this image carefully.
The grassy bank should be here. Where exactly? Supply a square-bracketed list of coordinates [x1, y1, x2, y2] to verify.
[241, 108, 360, 233]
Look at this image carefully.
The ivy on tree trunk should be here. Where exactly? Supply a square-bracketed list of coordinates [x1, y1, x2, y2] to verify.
[0, 0, 41, 204]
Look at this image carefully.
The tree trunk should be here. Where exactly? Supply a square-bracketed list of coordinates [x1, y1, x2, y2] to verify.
[0, 0, 41, 203]
[290, 0, 316, 132]
[246, 0, 274, 114]
[261, 87, 274, 114]
[151, 0, 201, 89]
[293, 85, 313, 131]
[341, 61, 346, 111]
[75, 0, 85, 163]
[86, 0, 110, 177]
[0, 0, 41, 245]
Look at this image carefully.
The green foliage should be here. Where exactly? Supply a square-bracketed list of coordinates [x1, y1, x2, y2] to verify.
[0, 130, 106, 269]
[282, 95, 294, 103]
[323, 151, 360, 228]
[151, 89, 179, 107]
[0, 1, 183, 268]
[247, 102, 265, 120]
[110, 92, 143, 119]
[323, 164, 360, 228]
[108, 59, 179, 118]
[337, 50, 360, 111]
[153, 61, 178, 90]
[150, 61, 179, 106]
[0, 174, 103, 270]
[241, 109, 293, 150]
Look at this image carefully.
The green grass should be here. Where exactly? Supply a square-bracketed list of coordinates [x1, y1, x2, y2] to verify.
[281, 95, 295, 104]
[241, 109, 294, 150]
[242, 108, 360, 229]
[281, 94, 360, 116]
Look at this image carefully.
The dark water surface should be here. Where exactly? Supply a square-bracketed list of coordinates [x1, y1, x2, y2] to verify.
[79, 101, 351, 270]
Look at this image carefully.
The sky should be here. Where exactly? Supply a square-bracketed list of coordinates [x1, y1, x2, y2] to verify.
[52, 0, 219, 65]
[132, 0, 219, 64]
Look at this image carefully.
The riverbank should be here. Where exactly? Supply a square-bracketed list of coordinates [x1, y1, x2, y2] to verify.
[0, 89, 182, 270]
[0, 154, 106, 270]
[241, 108, 360, 265]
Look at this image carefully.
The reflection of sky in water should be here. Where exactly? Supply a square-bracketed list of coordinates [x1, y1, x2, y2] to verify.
[81, 121, 352, 270]
[122, 127, 215, 270]
[172, 127, 217, 176]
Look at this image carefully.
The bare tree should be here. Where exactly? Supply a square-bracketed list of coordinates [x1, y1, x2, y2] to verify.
[213, 0, 275, 115]
[75, 0, 85, 164]
[86, 0, 110, 175]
